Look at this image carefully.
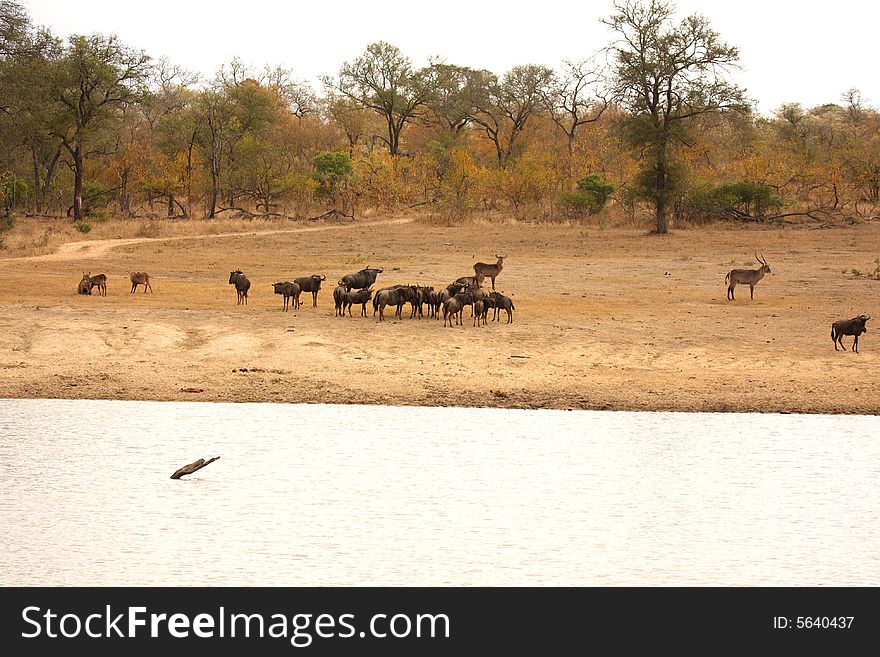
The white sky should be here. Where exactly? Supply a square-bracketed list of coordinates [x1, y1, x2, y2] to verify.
[23, 0, 880, 115]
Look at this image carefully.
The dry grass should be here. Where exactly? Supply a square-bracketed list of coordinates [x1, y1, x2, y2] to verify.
[0, 214, 878, 413]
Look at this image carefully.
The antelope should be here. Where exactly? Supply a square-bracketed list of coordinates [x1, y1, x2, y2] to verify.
[726, 254, 770, 301]
[82, 272, 107, 296]
[129, 271, 153, 293]
[474, 255, 506, 290]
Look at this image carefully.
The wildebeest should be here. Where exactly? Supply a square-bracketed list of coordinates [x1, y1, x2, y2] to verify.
[726, 253, 770, 301]
[375, 285, 417, 321]
[344, 288, 374, 317]
[489, 291, 515, 323]
[436, 284, 465, 318]
[339, 267, 383, 292]
[272, 281, 300, 311]
[81, 272, 107, 296]
[832, 315, 870, 353]
[474, 255, 505, 290]
[473, 299, 486, 327]
[77, 273, 92, 295]
[129, 271, 153, 293]
[424, 288, 440, 318]
[294, 274, 326, 307]
[443, 297, 463, 327]
[228, 270, 250, 305]
[454, 275, 481, 289]
[333, 285, 347, 317]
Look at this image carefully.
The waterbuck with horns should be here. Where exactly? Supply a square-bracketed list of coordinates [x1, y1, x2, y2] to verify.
[473, 255, 506, 290]
[726, 254, 770, 301]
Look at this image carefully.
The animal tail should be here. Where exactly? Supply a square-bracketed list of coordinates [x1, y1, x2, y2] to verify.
[510, 302, 515, 310]
[831, 326, 837, 341]
[725, 272, 730, 285]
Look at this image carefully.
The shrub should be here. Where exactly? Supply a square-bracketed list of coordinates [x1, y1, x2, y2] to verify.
[676, 181, 784, 223]
[74, 221, 92, 234]
[559, 174, 616, 216]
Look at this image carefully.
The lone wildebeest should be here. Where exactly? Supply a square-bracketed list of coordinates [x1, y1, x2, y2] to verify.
[272, 281, 300, 311]
[474, 255, 505, 290]
[129, 271, 153, 293]
[294, 274, 326, 307]
[726, 253, 770, 301]
[344, 288, 374, 317]
[832, 315, 870, 353]
[339, 267, 383, 292]
[81, 272, 107, 296]
[229, 270, 250, 305]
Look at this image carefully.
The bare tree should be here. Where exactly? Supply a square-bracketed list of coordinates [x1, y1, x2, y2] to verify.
[325, 42, 435, 156]
[543, 58, 609, 157]
[466, 64, 554, 167]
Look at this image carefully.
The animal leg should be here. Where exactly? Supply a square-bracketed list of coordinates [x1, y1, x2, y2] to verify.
[749, 284, 754, 300]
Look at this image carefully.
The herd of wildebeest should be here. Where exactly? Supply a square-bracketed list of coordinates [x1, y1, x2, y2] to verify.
[76, 252, 871, 349]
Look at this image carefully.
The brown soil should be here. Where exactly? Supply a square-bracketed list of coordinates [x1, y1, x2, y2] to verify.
[1, 217, 878, 414]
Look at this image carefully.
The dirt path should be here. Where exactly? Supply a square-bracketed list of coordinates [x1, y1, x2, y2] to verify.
[5, 217, 415, 262]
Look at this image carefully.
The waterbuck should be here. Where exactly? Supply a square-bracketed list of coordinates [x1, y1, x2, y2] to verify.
[272, 281, 300, 311]
[339, 267, 383, 292]
[294, 274, 326, 307]
[129, 271, 153, 293]
[229, 270, 250, 305]
[726, 254, 770, 301]
[82, 272, 107, 296]
[77, 273, 92, 295]
[832, 315, 870, 353]
[473, 255, 506, 290]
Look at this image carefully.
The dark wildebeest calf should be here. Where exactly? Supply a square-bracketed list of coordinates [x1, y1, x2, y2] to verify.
[339, 267, 383, 292]
[294, 274, 326, 307]
[229, 270, 250, 305]
[272, 281, 300, 311]
[344, 288, 374, 317]
[130, 271, 153, 293]
[832, 315, 870, 353]
[726, 253, 771, 301]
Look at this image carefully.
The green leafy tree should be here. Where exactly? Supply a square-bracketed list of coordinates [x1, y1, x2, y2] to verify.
[605, 0, 747, 233]
[50, 34, 150, 220]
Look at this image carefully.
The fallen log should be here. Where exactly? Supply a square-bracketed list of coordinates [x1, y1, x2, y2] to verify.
[170, 456, 220, 479]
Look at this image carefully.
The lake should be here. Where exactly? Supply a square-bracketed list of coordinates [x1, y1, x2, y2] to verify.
[0, 399, 877, 586]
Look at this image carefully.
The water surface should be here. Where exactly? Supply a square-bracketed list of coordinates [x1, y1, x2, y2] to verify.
[1, 399, 877, 586]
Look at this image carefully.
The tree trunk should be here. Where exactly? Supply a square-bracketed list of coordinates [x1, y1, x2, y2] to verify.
[72, 142, 84, 222]
[120, 168, 131, 216]
[209, 151, 219, 219]
[167, 194, 174, 218]
[31, 146, 42, 213]
[655, 143, 669, 234]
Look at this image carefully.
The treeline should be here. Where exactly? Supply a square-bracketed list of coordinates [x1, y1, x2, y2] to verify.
[1, 0, 878, 233]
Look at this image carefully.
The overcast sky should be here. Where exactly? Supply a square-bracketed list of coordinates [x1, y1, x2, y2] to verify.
[23, 0, 880, 115]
